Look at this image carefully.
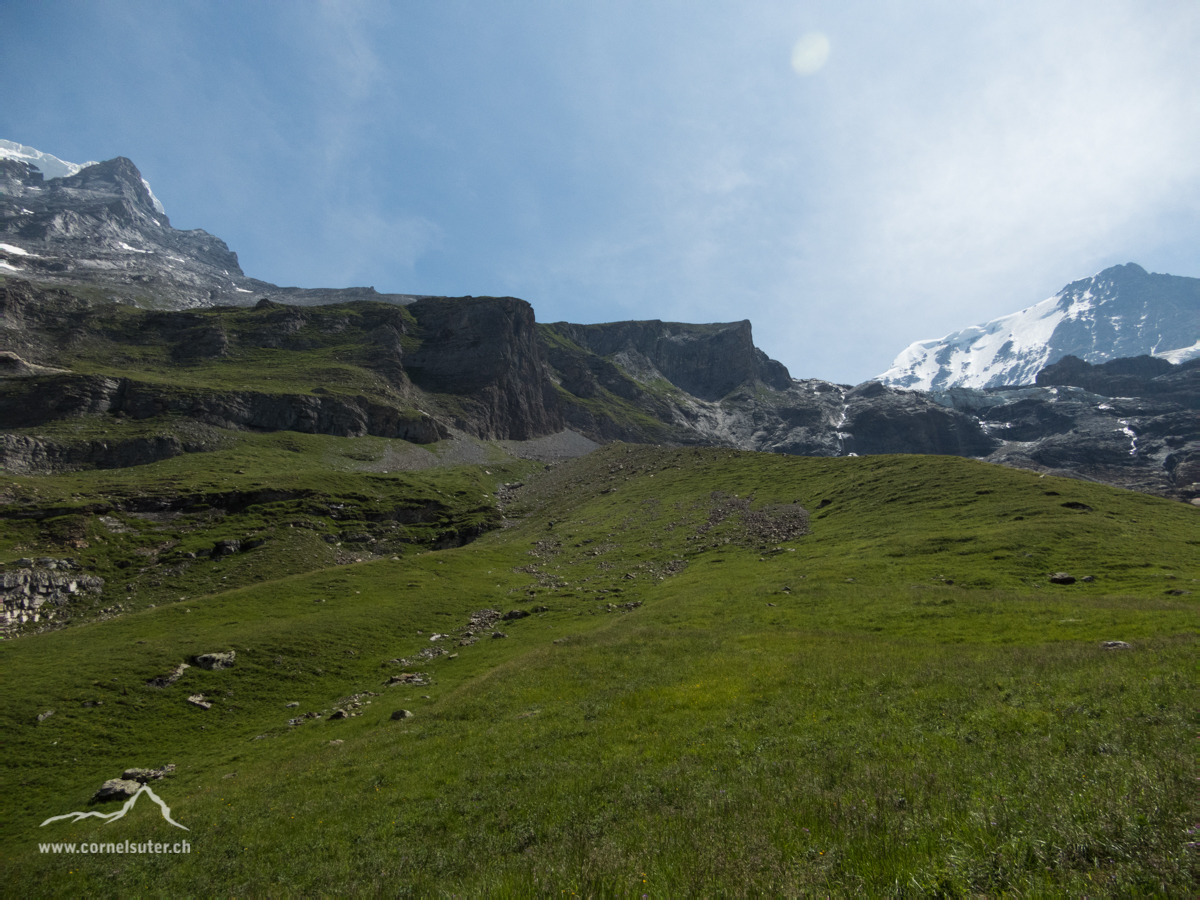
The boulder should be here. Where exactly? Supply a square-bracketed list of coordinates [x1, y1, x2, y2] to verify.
[1049, 572, 1076, 585]
[186, 694, 212, 710]
[391, 709, 414, 721]
[92, 779, 141, 803]
[192, 651, 235, 670]
[1101, 640, 1132, 650]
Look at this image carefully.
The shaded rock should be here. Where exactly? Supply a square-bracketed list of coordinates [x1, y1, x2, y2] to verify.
[192, 650, 235, 670]
[1049, 572, 1076, 585]
[1101, 640, 1132, 650]
[492, 631, 508, 639]
[502, 609, 530, 620]
[186, 694, 212, 710]
[92, 779, 141, 803]
[329, 709, 349, 720]
[36, 709, 54, 723]
[285, 701, 300, 708]
[390, 709, 413, 721]
[147, 662, 189, 688]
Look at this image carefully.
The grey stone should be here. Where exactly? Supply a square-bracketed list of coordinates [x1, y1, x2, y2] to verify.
[491, 631, 508, 639]
[122, 764, 175, 783]
[1100, 640, 1132, 650]
[193, 651, 236, 670]
[391, 709, 413, 721]
[186, 694, 212, 710]
[147, 662, 190, 688]
[92, 779, 141, 803]
[1049, 572, 1076, 585]
[36, 709, 55, 723]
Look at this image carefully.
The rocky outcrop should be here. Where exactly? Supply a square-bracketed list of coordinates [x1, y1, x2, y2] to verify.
[1036, 354, 1199, 408]
[1, 557, 103, 635]
[840, 381, 998, 457]
[934, 368, 1200, 501]
[404, 296, 563, 439]
[548, 319, 791, 401]
[0, 433, 189, 474]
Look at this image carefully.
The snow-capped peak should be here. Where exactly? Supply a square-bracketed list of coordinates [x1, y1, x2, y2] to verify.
[878, 264, 1200, 390]
[0, 138, 166, 215]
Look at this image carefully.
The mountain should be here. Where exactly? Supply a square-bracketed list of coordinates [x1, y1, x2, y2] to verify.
[2, 147, 1197, 503]
[0, 144, 422, 309]
[879, 264, 1200, 390]
[0, 138, 163, 213]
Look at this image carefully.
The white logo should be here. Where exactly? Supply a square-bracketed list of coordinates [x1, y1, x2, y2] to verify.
[41, 785, 189, 831]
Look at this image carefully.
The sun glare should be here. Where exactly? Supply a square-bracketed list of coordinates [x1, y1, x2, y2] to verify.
[791, 32, 831, 75]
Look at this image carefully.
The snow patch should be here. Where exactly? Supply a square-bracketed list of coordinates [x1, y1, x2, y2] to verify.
[0, 260, 22, 272]
[1155, 339, 1200, 365]
[0, 242, 31, 256]
[117, 241, 151, 254]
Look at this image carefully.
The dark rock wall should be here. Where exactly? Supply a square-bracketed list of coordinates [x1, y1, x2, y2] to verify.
[404, 296, 563, 440]
[549, 319, 792, 400]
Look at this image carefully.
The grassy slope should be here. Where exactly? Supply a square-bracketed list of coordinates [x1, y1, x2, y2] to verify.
[2, 446, 1197, 895]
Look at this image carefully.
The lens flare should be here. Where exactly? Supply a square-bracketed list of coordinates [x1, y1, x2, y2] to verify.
[791, 32, 831, 75]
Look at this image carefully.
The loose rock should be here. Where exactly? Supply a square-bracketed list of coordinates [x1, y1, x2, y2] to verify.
[1049, 572, 1076, 585]
[186, 694, 212, 710]
[1101, 640, 1132, 650]
[391, 709, 414, 720]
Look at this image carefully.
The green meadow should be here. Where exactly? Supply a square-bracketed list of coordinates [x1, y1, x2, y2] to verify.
[2, 443, 1197, 895]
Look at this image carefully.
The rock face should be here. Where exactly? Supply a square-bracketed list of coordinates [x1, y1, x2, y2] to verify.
[879, 264, 1200, 390]
[549, 319, 791, 401]
[1036, 354, 1198, 408]
[405, 296, 563, 439]
[932, 357, 1200, 501]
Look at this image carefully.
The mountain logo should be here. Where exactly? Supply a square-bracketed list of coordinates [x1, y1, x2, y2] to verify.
[40, 785, 189, 831]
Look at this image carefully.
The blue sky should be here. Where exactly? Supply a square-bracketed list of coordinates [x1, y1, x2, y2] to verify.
[3, 1, 1197, 383]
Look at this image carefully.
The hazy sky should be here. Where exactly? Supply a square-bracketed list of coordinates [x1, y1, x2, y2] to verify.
[3, 1, 1197, 383]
